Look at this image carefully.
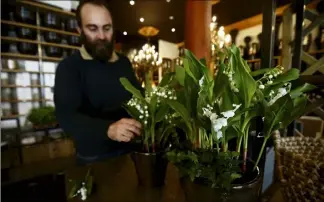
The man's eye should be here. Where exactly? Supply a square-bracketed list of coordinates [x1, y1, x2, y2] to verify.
[104, 27, 111, 31]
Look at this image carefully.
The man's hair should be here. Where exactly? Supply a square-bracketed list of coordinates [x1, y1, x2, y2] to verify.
[76, 0, 113, 27]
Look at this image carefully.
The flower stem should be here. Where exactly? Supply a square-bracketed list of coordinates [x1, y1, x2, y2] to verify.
[254, 136, 268, 171]
[243, 124, 250, 172]
[236, 135, 243, 153]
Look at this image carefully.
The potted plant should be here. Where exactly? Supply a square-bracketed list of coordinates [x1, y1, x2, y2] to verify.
[164, 45, 316, 202]
[119, 71, 179, 187]
[26, 105, 57, 129]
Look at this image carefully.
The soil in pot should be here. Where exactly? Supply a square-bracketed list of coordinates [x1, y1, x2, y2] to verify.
[131, 148, 168, 187]
[180, 160, 262, 202]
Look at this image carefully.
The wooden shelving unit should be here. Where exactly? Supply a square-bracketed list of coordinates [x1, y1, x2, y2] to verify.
[1, 0, 79, 127]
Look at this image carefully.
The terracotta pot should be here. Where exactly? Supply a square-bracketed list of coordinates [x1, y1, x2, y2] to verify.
[180, 161, 262, 202]
[131, 151, 168, 187]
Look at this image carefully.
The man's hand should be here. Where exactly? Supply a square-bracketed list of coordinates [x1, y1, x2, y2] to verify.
[107, 118, 142, 142]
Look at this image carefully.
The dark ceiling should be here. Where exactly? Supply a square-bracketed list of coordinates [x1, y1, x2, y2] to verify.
[110, 0, 301, 45]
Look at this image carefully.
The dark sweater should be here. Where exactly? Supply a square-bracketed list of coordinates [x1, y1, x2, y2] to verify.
[54, 51, 141, 158]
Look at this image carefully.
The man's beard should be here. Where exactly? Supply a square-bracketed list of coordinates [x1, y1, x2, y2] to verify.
[80, 31, 115, 62]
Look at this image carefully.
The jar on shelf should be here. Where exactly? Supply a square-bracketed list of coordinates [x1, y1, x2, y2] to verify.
[67, 35, 80, 46]
[1, 73, 9, 86]
[32, 88, 39, 100]
[65, 18, 78, 33]
[1, 88, 12, 100]
[15, 27, 37, 40]
[43, 32, 62, 43]
[41, 12, 62, 29]
[30, 74, 39, 85]
[17, 42, 38, 55]
[2, 104, 12, 116]
[15, 6, 36, 24]
[44, 46, 63, 57]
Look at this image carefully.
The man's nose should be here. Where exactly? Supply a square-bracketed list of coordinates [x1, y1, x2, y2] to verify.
[97, 30, 105, 40]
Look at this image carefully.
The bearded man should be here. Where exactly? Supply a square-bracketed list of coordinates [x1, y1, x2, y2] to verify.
[54, 0, 142, 165]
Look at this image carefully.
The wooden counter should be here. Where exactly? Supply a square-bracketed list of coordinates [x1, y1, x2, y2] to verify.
[66, 154, 186, 202]
[2, 153, 284, 202]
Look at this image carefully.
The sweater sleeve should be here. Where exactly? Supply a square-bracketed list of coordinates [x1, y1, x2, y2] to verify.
[54, 59, 112, 143]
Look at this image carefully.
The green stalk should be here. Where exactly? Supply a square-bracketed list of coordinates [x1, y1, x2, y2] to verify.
[254, 136, 269, 171]
[243, 124, 250, 172]
[236, 135, 243, 153]
[151, 120, 155, 153]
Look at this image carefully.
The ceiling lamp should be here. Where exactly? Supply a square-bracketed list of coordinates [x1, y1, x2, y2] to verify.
[123, 31, 127, 35]
[171, 28, 175, 32]
[140, 17, 144, 22]
[169, 16, 174, 20]
[129, 0, 135, 5]
[210, 16, 232, 49]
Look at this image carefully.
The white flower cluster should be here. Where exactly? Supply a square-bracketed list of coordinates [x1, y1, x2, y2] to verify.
[268, 83, 291, 105]
[258, 66, 284, 89]
[127, 97, 149, 125]
[152, 86, 177, 103]
[223, 69, 239, 93]
[75, 182, 87, 201]
[202, 104, 241, 139]
[165, 113, 179, 125]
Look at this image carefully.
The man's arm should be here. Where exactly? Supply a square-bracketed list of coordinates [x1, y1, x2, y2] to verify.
[54, 59, 111, 143]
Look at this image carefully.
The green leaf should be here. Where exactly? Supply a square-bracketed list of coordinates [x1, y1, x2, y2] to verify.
[280, 95, 308, 128]
[120, 77, 144, 100]
[271, 68, 300, 85]
[166, 99, 192, 132]
[175, 66, 185, 86]
[264, 94, 293, 137]
[149, 95, 157, 115]
[251, 68, 272, 77]
[159, 72, 175, 87]
[200, 58, 207, 66]
[183, 58, 198, 84]
[155, 104, 169, 122]
[123, 105, 139, 119]
[184, 49, 204, 80]
[213, 63, 229, 100]
[290, 83, 316, 99]
[231, 47, 257, 108]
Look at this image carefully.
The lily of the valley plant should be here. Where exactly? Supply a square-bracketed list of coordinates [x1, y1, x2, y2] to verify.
[120, 73, 180, 153]
[165, 44, 316, 190]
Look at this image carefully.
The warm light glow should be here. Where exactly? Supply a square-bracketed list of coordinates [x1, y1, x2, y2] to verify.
[129, 0, 135, 5]
[123, 31, 127, 35]
[169, 16, 174, 20]
[171, 28, 176, 32]
[210, 18, 232, 49]
[225, 34, 231, 43]
[212, 15, 217, 22]
[166, 0, 171, 2]
[140, 17, 144, 22]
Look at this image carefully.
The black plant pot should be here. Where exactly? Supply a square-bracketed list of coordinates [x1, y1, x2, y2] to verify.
[131, 151, 168, 187]
[180, 161, 262, 202]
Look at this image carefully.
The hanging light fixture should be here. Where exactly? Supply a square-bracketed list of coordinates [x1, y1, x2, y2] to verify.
[128, 43, 163, 87]
[210, 15, 232, 50]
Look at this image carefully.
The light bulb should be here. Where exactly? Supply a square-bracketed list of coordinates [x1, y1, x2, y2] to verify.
[140, 17, 144, 22]
[129, 0, 135, 5]
[212, 15, 217, 22]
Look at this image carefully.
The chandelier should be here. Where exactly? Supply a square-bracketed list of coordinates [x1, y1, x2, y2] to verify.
[129, 43, 163, 87]
[210, 15, 232, 53]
